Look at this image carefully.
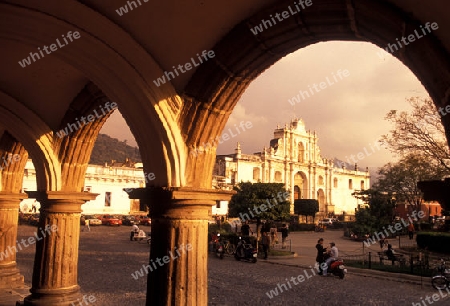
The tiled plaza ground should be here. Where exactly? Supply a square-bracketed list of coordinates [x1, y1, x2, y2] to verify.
[3, 225, 448, 305]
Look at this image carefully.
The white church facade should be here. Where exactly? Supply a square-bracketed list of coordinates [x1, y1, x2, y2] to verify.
[212, 119, 371, 218]
[20, 159, 147, 215]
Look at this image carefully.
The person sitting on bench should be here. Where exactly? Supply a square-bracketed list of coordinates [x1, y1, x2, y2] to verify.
[385, 244, 400, 264]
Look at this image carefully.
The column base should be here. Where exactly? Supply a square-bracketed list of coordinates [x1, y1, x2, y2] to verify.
[23, 285, 82, 306]
[0, 265, 24, 289]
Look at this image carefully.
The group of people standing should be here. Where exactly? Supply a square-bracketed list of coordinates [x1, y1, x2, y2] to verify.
[239, 221, 289, 260]
[315, 238, 338, 276]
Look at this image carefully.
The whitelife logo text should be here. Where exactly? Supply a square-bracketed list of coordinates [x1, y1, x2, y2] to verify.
[153, 50, 215, 87]
[250, 0, 313, 35]
[56, 102, 117, 138]
[288, 69, 350, 105]
[0, 225, 58, 261]
[190, 121, 253, 157]
[376, 22, 439, 59]
[18, 31, 81, 68]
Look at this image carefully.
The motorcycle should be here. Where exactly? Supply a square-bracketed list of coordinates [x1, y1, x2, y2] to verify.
[324, 254, 347, 279]
[234, 237, 257, 263]
[213, 233, 224, 259]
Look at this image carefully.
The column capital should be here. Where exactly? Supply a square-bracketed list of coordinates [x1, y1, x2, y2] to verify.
[126, 187, 235, 202]
[25, 191, 99, 213]
[126, 187, 235, 220]
[25, 191, 98, 201]
[0, 192, 27, 202]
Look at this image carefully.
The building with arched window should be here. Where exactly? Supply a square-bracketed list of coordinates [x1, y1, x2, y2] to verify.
[213, 119, 370, 217]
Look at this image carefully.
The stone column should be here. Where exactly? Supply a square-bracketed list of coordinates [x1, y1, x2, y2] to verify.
[129, 187, 233, 306]
[22, 191, 98, 306]
[0, 192, 26, 288]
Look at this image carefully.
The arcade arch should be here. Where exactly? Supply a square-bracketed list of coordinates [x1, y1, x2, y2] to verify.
[294, 171, 308, 199]
[0, 0, 449, 305]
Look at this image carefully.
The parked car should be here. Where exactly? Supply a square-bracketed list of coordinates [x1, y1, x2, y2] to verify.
[85, 215, 102, 226]
[101, 214, 122, 226]
[122, 215, 138, 226]
[318, 218, 333, 226]
[139, 216, 151, 226]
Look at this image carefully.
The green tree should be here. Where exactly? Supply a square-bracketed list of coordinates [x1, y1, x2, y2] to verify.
[352, 189, 396, 235]
[352, 208, 377, 238]
[380, 97, 450, 172]
[228, 182, 291, 238]
[294, 199, 319, 223]
[375, 153, 446, 213]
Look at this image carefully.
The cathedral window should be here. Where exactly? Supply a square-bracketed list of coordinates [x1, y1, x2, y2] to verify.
[318, 175, 324, 185]
[275, 171, 282, 182]
[253, 167, 260, 181]
[298, 142, 305, 163]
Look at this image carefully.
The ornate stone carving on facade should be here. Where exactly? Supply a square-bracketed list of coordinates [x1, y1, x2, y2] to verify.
[214, 119, 370, 216]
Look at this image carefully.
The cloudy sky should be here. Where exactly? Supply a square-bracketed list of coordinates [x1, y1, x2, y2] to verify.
[101, 41, 429, 170]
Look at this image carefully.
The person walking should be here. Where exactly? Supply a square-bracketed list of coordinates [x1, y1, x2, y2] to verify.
[280, 224, 289, 249]
[131, 224, 139, 241]
[241, 221, 253, 236]
[83, 218, 90, 232]
[407, 222, 415, 240]
[269, 222, 278, 248]
[261, 231, 270, 260]
[19, 210, 23, 225]
[315, 238, 326, 275]
[379, 237, 388, 249]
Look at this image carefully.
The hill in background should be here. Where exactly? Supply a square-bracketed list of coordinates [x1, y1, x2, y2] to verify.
[89, 133, 141, 165]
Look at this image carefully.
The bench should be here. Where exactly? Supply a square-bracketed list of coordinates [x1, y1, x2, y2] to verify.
[377, 251, 406, 265]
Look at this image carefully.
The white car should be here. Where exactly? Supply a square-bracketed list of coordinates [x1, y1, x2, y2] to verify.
[85, 215, 102, 226]
[318, 218, 333, 226]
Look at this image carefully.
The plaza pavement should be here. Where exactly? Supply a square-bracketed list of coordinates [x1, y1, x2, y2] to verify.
[255, 228, 432, 287]
[1, 225, 446, 305]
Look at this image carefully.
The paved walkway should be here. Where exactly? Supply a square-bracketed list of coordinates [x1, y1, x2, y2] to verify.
[255, 229, 427, 280]
[0, 287, 29, 306]
[0, 226, 441, 305]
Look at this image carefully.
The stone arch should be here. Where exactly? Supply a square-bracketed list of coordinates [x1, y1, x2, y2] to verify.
[274, 171, 283, 182]
[0, 91, 60, 191]
[181, 0, 450, 188]
[0, 2, 185, 187]
[293, 185, 301, 200]
[0, 132, 29, 192]
[294, 171, 308, 199]
[55, 83, 117, 192]
[317, 188, 326, 212]
[252, 167, 260, 181]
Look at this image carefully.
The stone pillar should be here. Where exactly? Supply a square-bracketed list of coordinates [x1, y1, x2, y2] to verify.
[0, 192, 26, 288]
[129, 187, 233, 306]
[22, 191, 97, 306]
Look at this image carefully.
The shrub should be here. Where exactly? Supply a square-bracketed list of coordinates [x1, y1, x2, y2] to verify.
[288, 223, 315, 231]
[416, 232, 450, 254]
[418, 222, 432, 231]
[208, 223, 232, 235]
